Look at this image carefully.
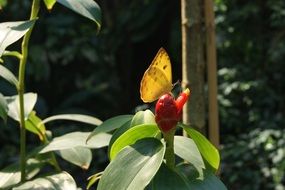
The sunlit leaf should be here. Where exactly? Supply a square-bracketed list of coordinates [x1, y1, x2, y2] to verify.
[0, 64, 18, 87]
[130, 109, 155, 126]
[57, 147, 92, 169]
[43, 0, 56, 10]
[56, 0, 101, 30]
[174, 136, 205, 178]
[13, 171, 77, 190]
[0, 20, 36, 56]
[25, 111, 46, 141]
[6, 93, 37, 122]
[87, 114, 133, 142]
[97, 138, 165, 190]
[109, 124, 160, 160]
[0, 158, 46, 189]
[181, 124, 220, 170]
[108, 110, 155, 151]
[39, 132, 111, 153]
[41, 114, 102, 126]
[0, 92, 8, 122]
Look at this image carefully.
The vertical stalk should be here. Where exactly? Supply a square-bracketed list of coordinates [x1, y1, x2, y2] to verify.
[163, 129, 176, 169]
[204, 0, 219, 148]
[18, 0, 40, 182]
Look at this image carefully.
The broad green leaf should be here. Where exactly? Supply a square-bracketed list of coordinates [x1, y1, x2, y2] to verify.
[130, 109, 155, 126]
[0, 20, 36, 56]
[109, 124, 160, 160]
[174, 136, 205, 178]
[108, 120, 132, 149]
[181, 124, 220, 170]
[25, 111, 46, 141]
[41, 114, 102, 126]
[6, 93, 37, 122]
[57, 147, 92, 169]
[56, 0, 101, 30]
[13, 171, 77, 190]
[40, 132, 111, 153]
[0, 92, 8, 122]
[150, 163, 190, 190]
[87, 114, 133, 142]
[187, 170, 227, 190]
[0, 64, 18, 87]
[176, 163, 200, 182]
[97, 138, 165, 190]
[43, 0, 56, 10]
[108, 110, 155, 151]
[0, 158, 45, 189]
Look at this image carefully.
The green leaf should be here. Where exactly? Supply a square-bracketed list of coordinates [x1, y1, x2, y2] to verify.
[6, 93, 37, 122]
[0, 64, 18, 87]
[43, 0, 56, 10]
[176, 163, 200, 183]
[187, 170, 228, 190]
[130, 109, 155, 126]
[181, 124, 220, 170]
[0, 158, 46, 189]
[97, 138, 165, 190]
[174, 136, 205, 178]
[0, 92, 8, 122]
[56, 0, 101, 30]
[87, 114, 133, 142]
[25, 111, 46, 141]
[41, 114, 102, 126]
[0, 20, 36, 56]
[39, 132, 111, 153]
[57, 147, 92, 169]
[13, 171, 77, 190]
[108, 120, 132, 148]
[150, 163, 190, 190]
[109, 124, 160, 160]
[107, 110, 155, 151]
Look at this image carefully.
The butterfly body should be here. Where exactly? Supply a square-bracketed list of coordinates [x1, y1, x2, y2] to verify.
[140, 48, 173, 103]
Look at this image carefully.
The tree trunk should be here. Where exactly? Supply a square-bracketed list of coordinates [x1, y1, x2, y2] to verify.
[204, 0, 219, 148]
[181, 0, 206, 134]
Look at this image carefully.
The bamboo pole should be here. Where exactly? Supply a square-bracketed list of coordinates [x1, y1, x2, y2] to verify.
[204, 0, 219, 148]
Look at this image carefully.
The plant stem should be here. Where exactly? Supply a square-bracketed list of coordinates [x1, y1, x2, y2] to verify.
[2, 51, 23, 60]
[42, 136, 61, 172]
[18, 0, 40, 182]
[163, 129, 176, 170]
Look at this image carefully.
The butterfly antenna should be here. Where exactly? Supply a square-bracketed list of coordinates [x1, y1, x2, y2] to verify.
[172, 80, 182, 93]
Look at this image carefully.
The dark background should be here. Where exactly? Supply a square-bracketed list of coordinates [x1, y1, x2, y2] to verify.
[0, 0, 284, 189]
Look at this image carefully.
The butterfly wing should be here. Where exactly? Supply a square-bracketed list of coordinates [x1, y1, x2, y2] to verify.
[140, 48, 172, 103]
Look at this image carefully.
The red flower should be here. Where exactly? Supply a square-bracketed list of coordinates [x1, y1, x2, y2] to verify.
[155, 89, 190, 132]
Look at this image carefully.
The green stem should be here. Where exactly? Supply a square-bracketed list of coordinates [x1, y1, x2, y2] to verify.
[2, 51, 23, 60]
[163, 129, 176, 170]
[18, 0, 40, 182]
[42, 135, 61, 172]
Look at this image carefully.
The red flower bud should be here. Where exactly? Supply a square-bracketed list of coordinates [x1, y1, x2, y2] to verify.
[176, 88, 190, 115]
[155, 88, 190, 133]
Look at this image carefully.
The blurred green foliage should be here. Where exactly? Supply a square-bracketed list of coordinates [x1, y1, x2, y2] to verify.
[0, 0, 284, 189]
[222, 129, 285, 190]
[215, 0, 285, 189]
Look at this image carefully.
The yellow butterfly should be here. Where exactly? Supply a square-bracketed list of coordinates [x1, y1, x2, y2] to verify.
[140, 48, 173, 103]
